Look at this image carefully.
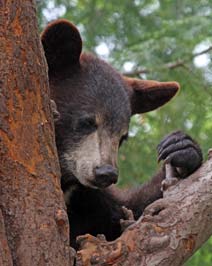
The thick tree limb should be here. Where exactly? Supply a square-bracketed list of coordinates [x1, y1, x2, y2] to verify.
[76, 153, 212, 266]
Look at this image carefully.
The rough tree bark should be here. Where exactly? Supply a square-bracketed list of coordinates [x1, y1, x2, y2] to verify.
[1, 1, 212, 266]
[76, 153, 212, 266]
[0, 1, 74, 265]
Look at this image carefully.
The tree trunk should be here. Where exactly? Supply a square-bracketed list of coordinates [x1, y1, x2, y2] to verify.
[76, 154, 212, 266]
[0, 209, 13, 266]
[0, 1, 74, 265]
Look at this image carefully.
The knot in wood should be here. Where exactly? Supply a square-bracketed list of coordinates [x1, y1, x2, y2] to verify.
[55, 209, 67, 226]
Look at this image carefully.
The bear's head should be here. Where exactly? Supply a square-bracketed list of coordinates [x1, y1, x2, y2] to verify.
[41, 20, 179, 190]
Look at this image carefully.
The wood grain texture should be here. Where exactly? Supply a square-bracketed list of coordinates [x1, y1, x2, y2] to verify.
[0, 209, 13, 266]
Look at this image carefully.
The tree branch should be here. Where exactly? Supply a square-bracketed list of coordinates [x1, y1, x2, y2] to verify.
[124, 46, 212, 76]
[76, 151, 212, 266]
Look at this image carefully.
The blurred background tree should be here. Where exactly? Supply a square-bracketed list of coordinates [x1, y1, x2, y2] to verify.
[36, 1, 212, 264]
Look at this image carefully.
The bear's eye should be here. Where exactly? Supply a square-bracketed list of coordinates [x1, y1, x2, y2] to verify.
[119, 133, 128, 147]
[77, 116, 97, 133]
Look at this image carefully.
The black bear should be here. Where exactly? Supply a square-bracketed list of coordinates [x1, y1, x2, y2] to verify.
[41, 19, 203, 249]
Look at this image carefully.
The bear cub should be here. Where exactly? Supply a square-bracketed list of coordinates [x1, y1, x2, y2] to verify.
[41, 19, 203, 249]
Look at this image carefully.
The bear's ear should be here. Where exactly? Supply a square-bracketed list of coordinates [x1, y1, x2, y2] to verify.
[41, 19, 82, 73]
[124, 77, 180, 115]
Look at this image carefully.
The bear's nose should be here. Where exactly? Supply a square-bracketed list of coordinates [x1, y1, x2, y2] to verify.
[94, 165, 118, 188]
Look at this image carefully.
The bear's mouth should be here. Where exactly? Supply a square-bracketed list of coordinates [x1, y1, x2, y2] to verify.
[90, 177, 116, 189]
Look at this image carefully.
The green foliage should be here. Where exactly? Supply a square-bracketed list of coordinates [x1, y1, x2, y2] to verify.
[37, 1, 212, 264]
